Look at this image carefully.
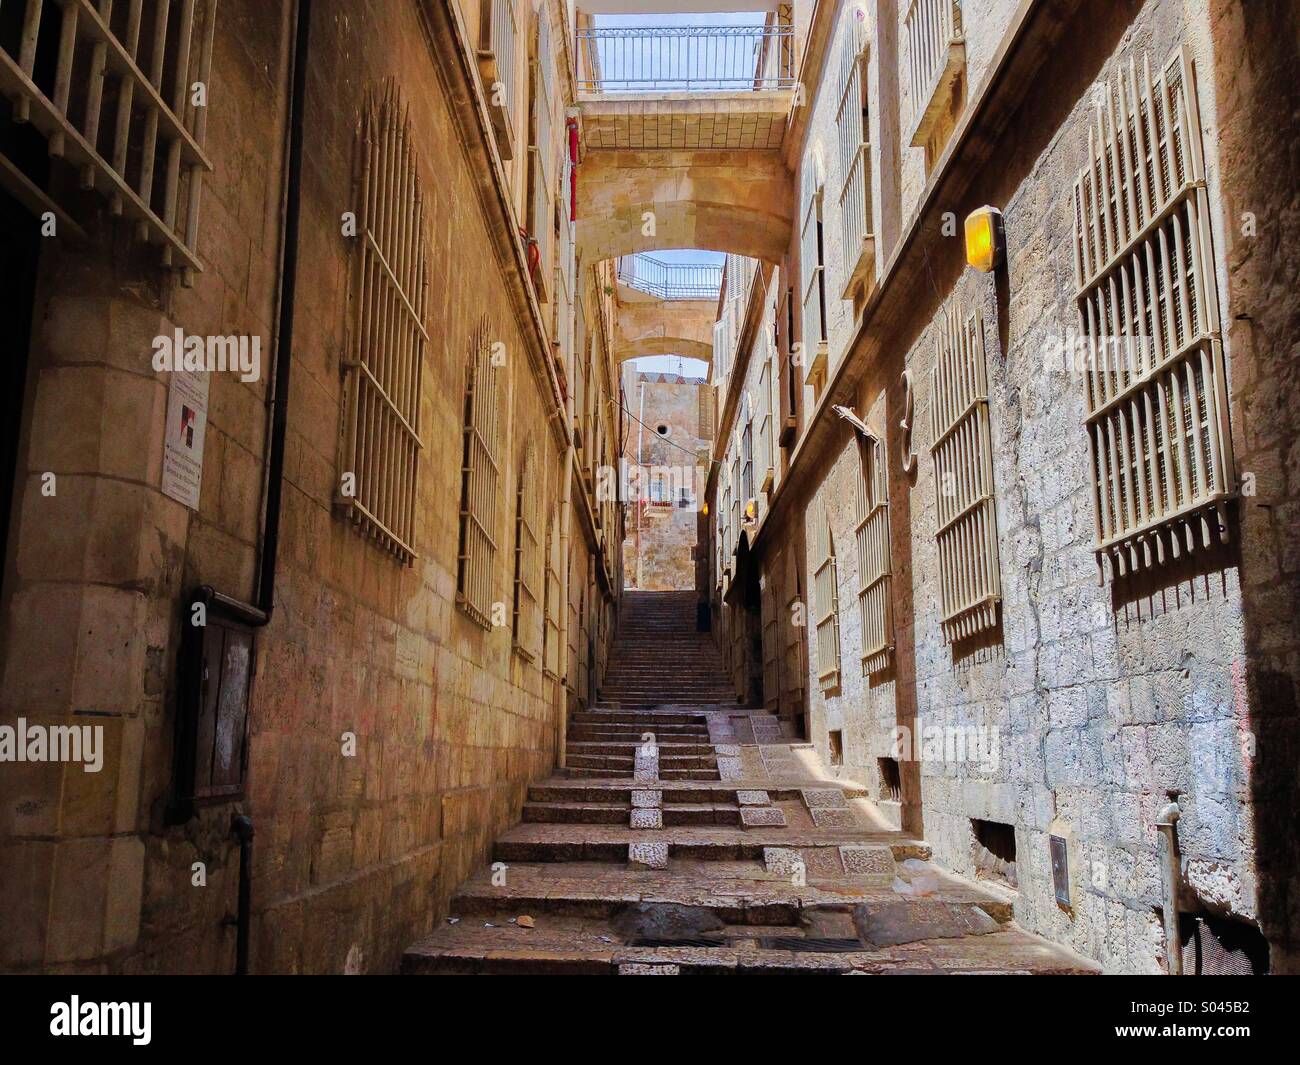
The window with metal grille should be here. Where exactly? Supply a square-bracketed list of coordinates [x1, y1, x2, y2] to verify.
[339, 82, 428, 565]
[697, 384, 716, 440]
[740, 395, 754, 507]
[543, 510, 561, 678]
[1072, 46, 1233, 580]
[757, 358, 773, 492]
[834, 10, 873, 297]
[729, 446, 741, 547]
[799, 161, 828, 362]
[904, 0, 964, 149]
[0, 0, 218, 281]
[854, 432, 893, 673]
[812, 500, 841, 690]
[479, 0, 519, 156]
[527, 9, 554, 302]
[513, 441, 543, 660]
[929, 300, 1000, 641]
[457, 321, 502, 628]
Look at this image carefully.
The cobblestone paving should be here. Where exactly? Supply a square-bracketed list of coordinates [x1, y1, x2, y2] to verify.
[403, 592, 1098, 975]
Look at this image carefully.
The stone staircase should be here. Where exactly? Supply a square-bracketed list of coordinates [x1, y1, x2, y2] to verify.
[402, 591, 1097, 975]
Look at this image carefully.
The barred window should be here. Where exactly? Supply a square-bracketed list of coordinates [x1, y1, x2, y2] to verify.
[799, 161, 828, 359]
[543, 510, 561, 677]
[1073, 46, 1233, 579]
[813, 500, 841, 690]
[834, 10, 873, 297]
[740, 395, 754, 506]
[457, 322, 502, 627]
[340, 82, 428, 564]
[527, 9, 554, 301]
[480, 0, 519, 155]
[0, 0, 219, 280]
[904, 0, 965, 149]
[697, 384, 716, 440]
[929, 300, 1000, 641]
[757, 358, 773, 492]
[854, 432, 893, 673]
[513, 441, 543, 660]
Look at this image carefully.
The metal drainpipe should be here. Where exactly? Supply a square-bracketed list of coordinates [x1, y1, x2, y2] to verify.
[231, 815, 255, 975]
[219, 0, 311, 976]
[1155, 789, 1184, 975]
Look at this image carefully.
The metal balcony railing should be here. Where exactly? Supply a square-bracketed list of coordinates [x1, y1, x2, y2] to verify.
[617, 254, 722, 300]
[576, 25, 795, 93]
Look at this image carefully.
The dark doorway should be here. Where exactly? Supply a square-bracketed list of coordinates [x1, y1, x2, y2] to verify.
[0, 186, 41, 597]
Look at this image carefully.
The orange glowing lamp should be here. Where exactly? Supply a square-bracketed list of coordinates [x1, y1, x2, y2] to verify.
[964, 206, 1004, 273]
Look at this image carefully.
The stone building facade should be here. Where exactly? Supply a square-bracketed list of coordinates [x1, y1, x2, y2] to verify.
[0, 0, 623, 973]
[622, 370, 707, 592]
[706, 0, 1300, 973]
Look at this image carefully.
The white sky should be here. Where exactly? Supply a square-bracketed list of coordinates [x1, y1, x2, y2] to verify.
[630, 355, 710, 377]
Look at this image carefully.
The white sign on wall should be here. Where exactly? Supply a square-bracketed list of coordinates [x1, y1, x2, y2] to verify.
[160, 369, 210, 511]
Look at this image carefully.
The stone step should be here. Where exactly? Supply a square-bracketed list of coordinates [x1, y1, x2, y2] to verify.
[567, 728, 711, 743]
[564, 755, 718, 771]
[402, 916, 1098, 975]
[569, 711, 711, 726]
[492, 824, 930, 864]
[523, 801, 628, 825]
[565, 741, 716, 756]
[528, 782, 749, 803]
[521, 801, 741, 826]
[562, 766, 722, 781]
[440, 864, 1018, 925]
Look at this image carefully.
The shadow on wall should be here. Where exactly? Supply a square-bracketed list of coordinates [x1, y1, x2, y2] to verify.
[1209, 0, 1300, 974]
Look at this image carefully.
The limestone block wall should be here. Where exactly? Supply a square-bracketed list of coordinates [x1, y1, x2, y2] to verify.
[0, 0, 601, 973]
[791, 0, 1300, 973]
[623, 372, 705, 592]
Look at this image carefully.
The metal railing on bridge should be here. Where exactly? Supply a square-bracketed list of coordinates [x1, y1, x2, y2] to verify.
[617, 254, 722, 300]
[576, 25, 795, 93]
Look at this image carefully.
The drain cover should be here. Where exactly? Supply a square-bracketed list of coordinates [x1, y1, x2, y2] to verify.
[758, 937, 865, 953]
[629, 936, 726, 948]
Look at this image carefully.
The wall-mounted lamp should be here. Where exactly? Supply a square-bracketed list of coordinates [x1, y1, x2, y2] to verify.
[964, 205, 1005, 272]
[744, 499, 757, 521]
[702, 502, 709, 516]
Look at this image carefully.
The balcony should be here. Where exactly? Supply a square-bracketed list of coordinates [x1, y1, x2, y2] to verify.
[576, 23, 796, 151]
[576, 24, 793, 93]
[617, 253, 722, 301]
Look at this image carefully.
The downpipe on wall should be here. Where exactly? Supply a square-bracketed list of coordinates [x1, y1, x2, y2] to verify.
[201, 0, 310, 974]
[1155, 789, 1184, 975]
[230, 815, 255, 975]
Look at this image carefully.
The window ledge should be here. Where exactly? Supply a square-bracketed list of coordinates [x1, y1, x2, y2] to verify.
[909, 37, 966, 148]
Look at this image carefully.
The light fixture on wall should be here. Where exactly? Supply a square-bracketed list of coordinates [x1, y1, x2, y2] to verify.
[964, 205, 1005, 272]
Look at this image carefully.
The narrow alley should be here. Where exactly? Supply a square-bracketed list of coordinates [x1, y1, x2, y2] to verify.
[405, 591, 1095, 973]
[0, 0, 1296, 997]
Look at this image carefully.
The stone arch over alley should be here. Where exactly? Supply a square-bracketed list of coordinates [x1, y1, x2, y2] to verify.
[576, 149, 794, 265]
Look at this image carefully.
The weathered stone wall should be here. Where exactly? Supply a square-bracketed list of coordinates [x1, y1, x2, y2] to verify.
[693, 0, 1300, 973]
[623, 372, 704, 591]
[0, 0, 611, 974]
[783, 0, 1297, 972]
